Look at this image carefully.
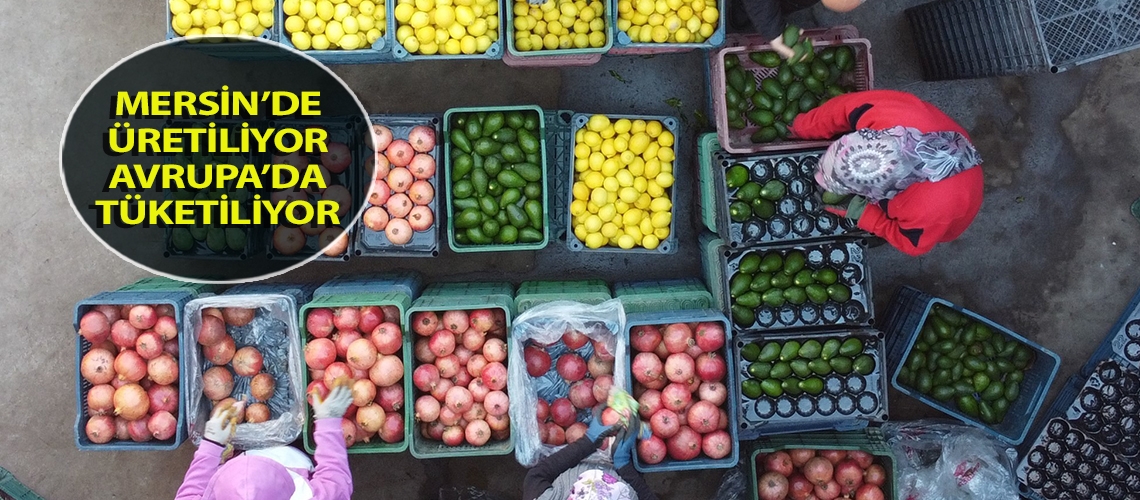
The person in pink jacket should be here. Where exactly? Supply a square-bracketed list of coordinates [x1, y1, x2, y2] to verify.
[175, 384, 355, 500]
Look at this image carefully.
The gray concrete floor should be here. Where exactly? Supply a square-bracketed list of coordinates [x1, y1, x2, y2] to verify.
[2, 0, 1139, 498]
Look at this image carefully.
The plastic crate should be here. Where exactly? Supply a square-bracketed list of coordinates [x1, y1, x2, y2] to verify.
[882, 286, 1061, 445]
[612, 278, 712, 314]
[115, 276, 223, 296]
[443, 106, 550, 253]
[606, 0, 726, 53]
[276, 0, 394, 64]
[565, 113, 681, 254]
[299, 291, 414, 454]
[0, 468, 43, 500]
[734, 328, 887, 440]
[313, 271, 424, 299]
[1031, 0, 1140, 72]
[514, 280, 612, 314]
[165, 3, 278, 42]
[698, 144, 864, 248]
[403, 282, 516, 458]
[223, 282, 319, 306]
[747, 429, 899, 500]
[708, 239, 873, 332]
[503, 0, 612, 64]
[905, 0, 1048, 80]
[1083, 284, 1140, 376]
[712, 36, 874, 155]
[697, 133, 721, 234]
[389, 0, 505, 61]
[546, 110, 575, 238]
[74, 290, 197, 451]
[355, 114, 442, 257]
[624, 309, 739, 473]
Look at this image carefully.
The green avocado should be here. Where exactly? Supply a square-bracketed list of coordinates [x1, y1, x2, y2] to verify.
[759, 180, 787, 201]
[171, 228, 195, 251]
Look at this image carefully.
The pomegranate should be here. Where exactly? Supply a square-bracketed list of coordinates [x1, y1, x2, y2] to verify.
[306, 308, 336, 338]
[438, 406, 461, 426]
[481, 362, 507, 391]
[203, 366, 234, 401]
[601, 407, 623, 426]
[153, 315, 177, 342]
[664, 353, 696, 384]
[429, 378, 453, 401]
[855, 484, 884, 500]
[79, 310, 112, 343]
[803, 457, 835, 486]
[414, 339, 435, 364]
[113, 383, 149, 420]
[466, 354, 488, 378]
[592, 338, 615, 361]
[163, 340, 180, 357]
[81, 348, 116, 385]
[128, 305, 158, 330]
[408, 156, 437, 187]
[790, 448, 816, 467]
[565, 422, 588, 443]
[127, 418, 152, 442]
[483, 390, 509, 416]
[819, 450, 847, 465]
[587, 355, 613, 378]
[332, 308, 360, 332]
[453, 346, 474, 366]
[95, 304, 122, 323]
[662, 323, 694, 354]
[148, 411, 178, 440]
[653, 341, 670, 360]
[381, 305, 401, 324]
[369, 355, 404, 387]
[369, 322, 403, 355]
[87, 384, 116, 416]
[356, 404, 386, 433]
[85, 415, 116, 444]
[815, 480, 841, 500]
[197, 315, 226, 346]
[324, 362, 354, 387]
[863, 464, 886, 487]
[358, 306, 385, 334]
[632, 353, 665, 386]
[413, 364, 441, 392]
[441, 425, 465, 446]
[695, 352, 727, 383]
[561, 330, 589, 350]
[411, 311, 440, 336]
[556, 353, 587, 382]
[372, 124, 394, 151]
[346, 338, 379, 371]
[638, 435, 667, 464]
[650, 409, 681, 438]
[630, 325, 663, 353]
[436, 310, 469, 334]
[416, 395, 441, 422]
[203, 335, 236, 365]
[444, 386, 474, 413]
[114, 417, 131, 440]
[340, 417, 358, 447]
[462, 329, 486, 352]
[568, 379, 596, 410]
[408, 125, 436, 153]
[379, 412, 404, 443]
[222, 308, 255, 327]
[463, 402, 487, 423]
[687, 401, 720, 433]
[148, 353, 179, 385]
[468, 309, 494, 333]
[545, 423, 566, 445]
[423, 420, 446, 440]
[661, 383, 691, 413]
[702, 430, 732, 459]
[757, 472, 790, 500]
[592, 375, 613, 404]
[111, 320, 141, 349]
[666, 426, 701, 461]
[847, 450, 874, 469]
[638, 389, 663, 419]
[386, 140, 415, 168]
[305, 338, 337, 370]
[695, 322, 726, 353]
[321, 141, 353, 173]
[429, 329, 456, 357]
[765, 451, 795, 476]
[376, 384, 404, 412]
[788, 474, 815, 500]
[251, 373, 276, 402]
[147, 384, 179, 414]
[435, 354, 461, 379]
[245, 403, 271, 423]
[536, 399, 550, 422]
[834, 459, 864, 494]
[229, 347, 262, 377]
[550, 397, 576, 428]
[697, 382, 727, 406]
[482, 338, 507, 363]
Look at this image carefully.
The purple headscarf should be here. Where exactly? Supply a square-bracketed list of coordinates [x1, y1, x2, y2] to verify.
[816, 126, 981, 201]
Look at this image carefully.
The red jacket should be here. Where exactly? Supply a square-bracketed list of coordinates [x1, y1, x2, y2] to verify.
[790, 90, 984, 256]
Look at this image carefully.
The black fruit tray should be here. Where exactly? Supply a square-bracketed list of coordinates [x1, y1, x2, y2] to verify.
[711, 149, 860, 249]
[733, 328, 887, 440]
[718, 239, 873, 331]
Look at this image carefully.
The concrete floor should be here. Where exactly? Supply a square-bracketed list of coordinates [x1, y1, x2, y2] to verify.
[2, 0, 1139, 498]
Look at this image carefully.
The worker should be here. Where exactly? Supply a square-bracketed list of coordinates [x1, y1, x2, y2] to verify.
[789, 90, 984, 256]
[732, 0, 867, 57]
[174, 384, 355, 500]
[523, 417, 658, 500]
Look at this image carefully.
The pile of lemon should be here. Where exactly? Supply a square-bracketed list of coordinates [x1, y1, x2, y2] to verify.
[283, 0, 386, 50]
[511, 0, 607, 52]
[571, 115, 675, 250]
[394, 0, 499, 55]
[170, 0, 275, 37]
[615, 0, 719, 44]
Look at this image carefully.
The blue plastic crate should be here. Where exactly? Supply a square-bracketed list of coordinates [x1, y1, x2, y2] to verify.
[606, 0, 725, 52]
[165, 3, 278, 42]
[275, 0, 394, 64]
[74, 290, 197, 451]
[223, 282, 319, 307]
[1083, 284, 1140, 376]
[624, 309, 739, 473]
[883, 286, 1061, 445]
[733, 328, 888, 440]
[389, 0, 505, 61]
[313, 272, 424, 299]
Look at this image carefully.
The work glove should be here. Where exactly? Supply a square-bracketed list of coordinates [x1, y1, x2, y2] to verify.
[312, 380, 353, 419]
[611, 418, 650, 470]
[204, 399, 244, 446]
[824, 195, 868, 222]
[585, 407, 620, 443]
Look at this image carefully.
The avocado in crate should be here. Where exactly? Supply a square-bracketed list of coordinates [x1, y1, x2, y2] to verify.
[724, 241, 872, 330]
[445, 107, 549, 252]
[735, 329, 887, 438]
[749, 430, 897, 500]
[716, 150, 858, 247]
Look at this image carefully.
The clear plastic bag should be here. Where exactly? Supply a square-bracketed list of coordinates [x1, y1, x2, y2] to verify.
[184, 294, 305, 450]
[882, 419, 1019, 500]
[713, 465, 748, 500]
[507, 299, 627, 468]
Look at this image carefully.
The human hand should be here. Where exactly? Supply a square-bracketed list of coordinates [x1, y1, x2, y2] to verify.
[312, 378, 353, 419]
[824, 195, 868, 221]
[769, 36, 796, 60]
[611, 419, 646, 469]
[204, 399, 244, 446]
[585, 408, 619, 443]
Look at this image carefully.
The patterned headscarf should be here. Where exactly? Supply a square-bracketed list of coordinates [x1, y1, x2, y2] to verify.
[816, 126, 981, 201]
[567, 470, 636, 500]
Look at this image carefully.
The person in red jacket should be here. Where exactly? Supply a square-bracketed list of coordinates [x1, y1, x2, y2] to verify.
[789, 90, 984, 256]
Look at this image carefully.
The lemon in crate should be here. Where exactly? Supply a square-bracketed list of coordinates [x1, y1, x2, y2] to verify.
[615, 0, 718, 43]
[170, 0, 275, 38]
[571, 115, 675, 250]
[512, 0, 607, 51]
[283, 0, 387, 50]
[394, 0, 499, 55]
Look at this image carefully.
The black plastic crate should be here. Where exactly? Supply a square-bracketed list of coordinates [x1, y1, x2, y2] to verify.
[1083, 285, 1140, 376]
[906, 0, 1049, 80]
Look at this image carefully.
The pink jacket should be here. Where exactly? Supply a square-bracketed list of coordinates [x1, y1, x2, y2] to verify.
[175, 418, 352, 500]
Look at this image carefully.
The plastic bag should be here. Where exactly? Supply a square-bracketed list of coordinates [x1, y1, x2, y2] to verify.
[508, 299, 627, 468]
[184, 294, 305, 450]
[712, 464, 748, 500]
[882, 420, 1019, 500]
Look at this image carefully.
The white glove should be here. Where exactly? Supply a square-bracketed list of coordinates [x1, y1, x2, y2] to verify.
[312, 384, 353, 419]
[204, 400, 244, 445]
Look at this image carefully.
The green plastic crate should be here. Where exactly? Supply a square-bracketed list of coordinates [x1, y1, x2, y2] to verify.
[699, 233, 729, 314]
[504, 0, 614, 59]
[0, 468, 43, 500]
[403, 282, 516, 458]
[613, 278, 712, 314]
[115, 276, 222, 296]
[748, 429, 899, 500]
[697, 133, 720, 234]
[299, 291, 414, 454]
[443, 106, 550, 253]
[514, 280, 611, 313]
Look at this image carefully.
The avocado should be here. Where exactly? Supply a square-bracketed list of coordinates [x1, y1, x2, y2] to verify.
[758, 342, 781, 362]
[820, 339, 840, 360]
[729, 201, 752, 223]
[783, 287, 807, 305]
[751, 199, 777, 219]
[749, 50, 782, 68]
[741, 342, 762, 362]
[827, 283, 852, 302]
[759, 180, 786, 201]
[206, 228, 227, 253]
[779, 341, 801, 361]
[798, 377, 824, 395]
[799, 340, 822, 359]
[741, 379, 763, 399]
[732, 304, 756, 327]
[224, 228, 246, 252]
[738, 253, 762, 273]
[761, 288, 786, 307]
[727, 68, 747, 92]
[782, 251, 806, 275]
[726, 164, 749, 188]
[776, 65, 794, 86]
[171, 228, 195, 251]
[761, 78, 785, 99]
[805, 284, 829, 304]
[793, 269, 815, 287]
[747, 109, 776, 127]
[751, 92, 773, 110]
[751, 127, 779, 143]
[769, 273, 792, 289]
[188, 224, 208, 241]
[750, 272, 774, 292]
[747, 361, 772, 379]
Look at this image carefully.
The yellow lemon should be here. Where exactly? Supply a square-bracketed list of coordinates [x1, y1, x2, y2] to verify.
[674, 26, 691, 42]
[601, 158, 621, 177]
[648, 13, 664, 25]
[628, 157, 645, 176]
[619, 150, 637, 166]
[633, 176, 648, 194]
[367, 27, 383, 43]
[357, 13, 375, 30]
[395, 3, 415, 21]
[173, 13, 193, 34]
[570, 200, 588, 217]
[635, 193, 651, 210]
[435, 5, 456, 26]
[647, 180, 664, 197]
[469, 18, 489, 36]
[589, 187, 609, 207]
[628, 133, 650, 155]
[340, 33, 362, 48]
[646, 120, 663, 137]
[574, 226, 589, 243]
[401, 34, 419, 51]
[587, 151, 605, 171]
[642, 234, 660, 249]
[455, 5, 475, 24]
[699, 22, 713, 38]
[573, 157, 589, 172]
[600, 222, 619, 238]
[635, 0, 654, 14]
[573, 33, 590, 47]
[587, 114, 611, 133]
[204, 9, 222, 27]
[597, 203, 616, 222]
[476, 35, 493, 52]
[651, 211, 671, 228]
[655, 172, 675, 188]
[650, 197, 672, 213]
[316, 0, 334, 19]
[602, 177, 619, 193]
[654, 0, 669, 13]
[397, 24, 414, 40]
[221, 0, 237, 11]
[410, 10, 430, 27]
[701, 6, 718, 22]
[583, 171, 604, 189]
[583, 214, 603, 233]
[625, 225, 643, 243]
[617, 235, 636, 249]
[416, 25, 435, 43]
[574, 143, 592, 159]
[644, 158, 661, 178]
[657, 146, 675, 162]
[221, 19, 241, 34]
[585, 233, 606, 249]
[600, 139, 616, 158]
[615, 169, 634, 187]
[619, 186, 639, 204]
[171, 0, 192, 15]
[334, 2, 352, 20]
[238, 11, 259, 30]
[617, 18, 632, 32]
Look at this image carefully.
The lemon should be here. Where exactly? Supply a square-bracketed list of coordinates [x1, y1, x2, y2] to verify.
[402, 35, 420, 51]
[619, 186, 639, 204]
[308, 17, 326, 34]
[600, 222, 619, 238]
[617, 18, 632, 32]
[205, 25, 223, 35]
[222, 19, 240, 34]
[583, 171, 603, 189]
[587, 151, 604, 171]
[420, 41, 439, 53]
[644, 158, 661, 178]
[615, 169, 634, 187]
[397, 24, 414, 40]
[204, 9, 222, 26]
[590, 187, 608, 206]
[357, 13, 375, 30]
[367, 27, 383, 43]
[701, 6, 718, 22]
[573, 182, 590, 200]
[416, 25, 435, 43]
[221, 0, 237, 11]
[173, 13, 193, 34]
[410, 10, 430, 27]
[325, 20, 345, 42]
[573, 33, 589, 47]
[635, 0, 654, 14]
[602, 177, 619, 193]
[647, 180, 664, 197]
[587, 114, 610, 133]
[574, 143, 591, 159]
[648, 13, 664, 26]
[699, 22, 714, 37]
[655, 172, 674, 188]
[574, 226, 589, 243]
[469, 18, 489, 36]
[617, 234, 636, 249]
[633, 176, 648, 193]
[237, 1, 253, 16]
[340, 33, 362, 48]
[435, 5, 456, 27]
[186, 26, 206, 36]
[447, 23, 464, 38]
[316, 0, 334, 19]
[588, 31, 606, 47]
[171, 0, 192, 14]
[584, 233, 606, 249]
[642, 234, 660, 249]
